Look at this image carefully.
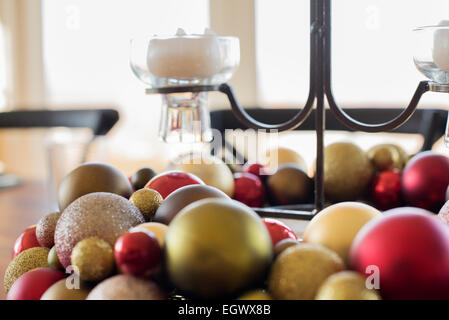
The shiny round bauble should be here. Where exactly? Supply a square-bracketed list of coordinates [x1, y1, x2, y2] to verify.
[71, 237, 115, 282]
[41, 279, 91, 300]
[12, 225, 40, 258]
[7, 267, 65, 300]
[262, 218, 297, 247]
[243, 162, 269, 179]
[145, 170, 204, 199]
[233, 172, 266, 207]
[267, 164, 313, 205]
[238, 289, 272, 300]
[154, 184, 229, 225]
[323, 142, 374, 202]
[274, 238, 300, 256]
[350, 208, 449, 299]
[4, 247, 50, 293]
[268, 243, 344, 300]
[58, 162, 133, 211]
[131, 167, 157, 190]
[131, 222, 168, 247]
[48, 246, 63, 270]
[370, 169, 403, 210]
[55, 192, 144, 268]
[303, 202, 381, 264]
[114, 231, 161, 277]
[367, 144, 406, 171]
[174, 154, 234, 197]
[265, 147, 308, 173]
[401, 151, 449, 212]
[86, 275, 166, 300]
[315, 271, 381, 300]
[36, 212, 61, 248]
[129, 188, 163, 221]
[165, 198, 273, 298]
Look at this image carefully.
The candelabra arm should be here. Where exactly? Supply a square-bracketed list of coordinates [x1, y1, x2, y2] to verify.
[219, 83, 315, 132]
[326, 81, 430, 132]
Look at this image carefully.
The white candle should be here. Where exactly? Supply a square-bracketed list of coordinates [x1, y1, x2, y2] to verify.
[147, 28, 224, 79]
[433, 20, 449, 73]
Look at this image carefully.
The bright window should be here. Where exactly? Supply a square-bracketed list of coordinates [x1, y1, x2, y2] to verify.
[0, 23, 6, 109]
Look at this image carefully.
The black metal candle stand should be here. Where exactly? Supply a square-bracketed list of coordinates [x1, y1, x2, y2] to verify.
[146, 0, 449, 220]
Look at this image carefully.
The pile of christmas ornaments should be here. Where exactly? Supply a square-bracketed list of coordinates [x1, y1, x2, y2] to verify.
[4, 141, 449, 300]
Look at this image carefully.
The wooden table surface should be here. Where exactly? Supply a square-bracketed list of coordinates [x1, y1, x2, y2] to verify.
[0, 181, 51, 300]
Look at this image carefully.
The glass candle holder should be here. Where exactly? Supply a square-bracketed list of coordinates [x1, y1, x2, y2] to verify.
[130, 30, 240, 143]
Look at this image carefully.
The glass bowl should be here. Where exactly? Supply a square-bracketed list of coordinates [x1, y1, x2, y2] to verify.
[413, 24, 449, 84]
[130, 33, 240, 88]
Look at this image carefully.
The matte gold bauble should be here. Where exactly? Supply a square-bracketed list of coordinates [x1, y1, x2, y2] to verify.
[41, 279, 91, 300]
[303, 202, 381, 264]
[367, 144, 406, 171]
[165, 198, 273, 298]
[267, 164, 313, 205]
[274, 238, 300, 256]
[132, 222, 168, 247]
[36, 212, 61, 248]
[86, 275, 166, 300]
[48, 246, 63, 270]
[154, 184, 229, 225]
[323, 142, 374, 201]
[174, 155, 234, 197]
[71, 237, 115, 282]
[131, 167, 157, 190]
[54, 192, 144, 268]
[315, 271, 381, 300]
[58, 162, 133, 211]
[4, 247, 50, 293]
[238, 289, 272, 300]
[268, 243, 344, 300]
[129, 188, 163, 221]
[265, 147, 308, 173]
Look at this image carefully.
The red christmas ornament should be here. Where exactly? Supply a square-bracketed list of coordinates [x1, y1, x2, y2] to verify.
[371, 169, 403, 210]
[114, 231, 162, 277]
[402, 152, 449, 212]
[262, 218, 297, 247]
[12, 225, 41, 258]
[233, 172, 266, 207]
[7, 268, 65, 300]
[350, 208, 449, 300]
[243, 162, 270, 179]
[145, 170, 204, 199]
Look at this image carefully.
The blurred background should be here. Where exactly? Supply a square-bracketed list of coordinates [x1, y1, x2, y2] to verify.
[0, 0, 448, 183]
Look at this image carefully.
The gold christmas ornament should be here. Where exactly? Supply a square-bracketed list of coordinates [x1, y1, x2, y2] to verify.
[267, 164, 313, 205]
[129, 188, 163, 221]
[265, 147, 308, 173]
[154, 184, 229, 225]
[315, 271, 381, 300]
[4, 247, 50, 293]
[165, 198, 273, 298]
[323, 142, 374, 201]
[71, 237, 115, 282]
[41, 279, 92, 300]
[238, 289, 272, 300]
[303, 202, 381, 264]
[54, 192, 144, 268]
[86, 275, 166, 300]
[268, 243, 344, 300]
[58, 162, 133, 211]
[174, 154, 235, 197]
[36, 212, 61, 248]
[48, 246, 64, 270]
[367, 144, 406, 171]
[132, 222, 168, 247]
[274, 238, 300, 257]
